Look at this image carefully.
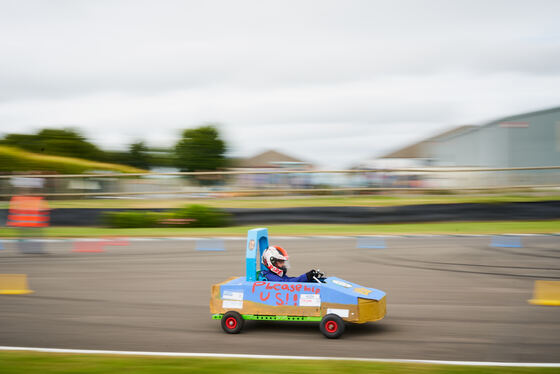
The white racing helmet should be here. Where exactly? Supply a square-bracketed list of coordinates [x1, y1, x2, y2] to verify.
[262, 246, 289, 277]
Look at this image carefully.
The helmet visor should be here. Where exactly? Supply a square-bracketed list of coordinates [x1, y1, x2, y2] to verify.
[272, 258, 290, 270]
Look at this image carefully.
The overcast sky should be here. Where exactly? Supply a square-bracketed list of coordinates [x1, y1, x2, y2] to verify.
[1, 0, 559, 168]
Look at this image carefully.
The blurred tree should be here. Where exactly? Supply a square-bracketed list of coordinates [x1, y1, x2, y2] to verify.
[174, 125, 227, 182]
[1, 134, 41, 152]
[103, 150, 129, 165]
[146, 147, 175, 167]
[1, 128, 104, 161]
[126, 141, 150, 170]
[37, 128, 104, 160]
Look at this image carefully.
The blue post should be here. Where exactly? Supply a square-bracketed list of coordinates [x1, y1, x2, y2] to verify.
[246, 228, 269, 281]
[490, 235, 522, 248]
[0, 240, 4, 250]
[357, 236, 386, 249]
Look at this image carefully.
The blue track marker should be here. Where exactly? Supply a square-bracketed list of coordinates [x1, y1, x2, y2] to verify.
[196, 238, 225, 251]
[0, 240, 4, 250]
[18, 238, 46, 254]
[357, 236, 386, 249]
[491, 235, 522, 248]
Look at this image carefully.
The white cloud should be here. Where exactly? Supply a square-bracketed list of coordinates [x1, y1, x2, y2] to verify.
[0, 0, 559, 168]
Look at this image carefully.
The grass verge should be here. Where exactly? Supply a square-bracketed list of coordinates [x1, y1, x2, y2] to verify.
[0, 352, 557, 374]
[0, 220, 559, 237]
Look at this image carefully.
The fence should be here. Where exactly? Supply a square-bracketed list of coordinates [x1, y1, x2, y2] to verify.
[1, 166, 560, 199]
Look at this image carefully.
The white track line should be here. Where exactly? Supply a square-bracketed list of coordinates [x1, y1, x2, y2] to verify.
[0, 346, 558, 367]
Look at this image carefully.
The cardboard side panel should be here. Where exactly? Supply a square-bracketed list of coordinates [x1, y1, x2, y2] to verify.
[320, 302, 360, 322]
[217, 299, 322, 316]
[211, 295, 365, 322]
[209, 277, 242, 314]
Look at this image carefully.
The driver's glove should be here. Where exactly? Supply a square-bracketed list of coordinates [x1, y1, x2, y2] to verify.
[306, 269, 319, 282]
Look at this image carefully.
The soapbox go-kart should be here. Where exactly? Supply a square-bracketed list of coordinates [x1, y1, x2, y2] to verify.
[210, 228, 386, 339]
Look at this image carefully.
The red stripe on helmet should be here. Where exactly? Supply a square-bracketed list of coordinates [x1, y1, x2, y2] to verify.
[274, 246, 289, 260]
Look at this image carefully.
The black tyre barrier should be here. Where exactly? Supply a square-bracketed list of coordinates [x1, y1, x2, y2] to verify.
[1, 201, 559, 226]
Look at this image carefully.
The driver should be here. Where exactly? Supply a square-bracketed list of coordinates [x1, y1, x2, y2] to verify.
[261, 246, 321, 282]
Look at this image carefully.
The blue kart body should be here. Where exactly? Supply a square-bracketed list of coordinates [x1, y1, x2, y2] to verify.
[210, 228, 386, 327]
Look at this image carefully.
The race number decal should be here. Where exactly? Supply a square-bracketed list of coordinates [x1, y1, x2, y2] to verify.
[222, 300, 243, 309]
[333, 279, 352, 288]
[354, 287, 372, 296]
[299, 294, 321, 307]
[327, 308, 349, 318]
[223, 290, 244, 301]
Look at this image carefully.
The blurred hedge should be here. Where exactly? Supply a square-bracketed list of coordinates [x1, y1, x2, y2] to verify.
[172, 204, 231, 227]
[102, 211, 171, 228]
[102, 205, 231, 228]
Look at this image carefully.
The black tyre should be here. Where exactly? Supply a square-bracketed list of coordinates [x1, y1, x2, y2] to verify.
[320, 314, 345, 339]
[221, 311, 244, 334]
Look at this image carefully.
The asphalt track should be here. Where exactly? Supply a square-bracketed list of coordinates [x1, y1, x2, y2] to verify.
[1, 236, 559, 363]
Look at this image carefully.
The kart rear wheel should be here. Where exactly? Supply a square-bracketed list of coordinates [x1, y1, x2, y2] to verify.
[320, 314, 345, 339]
[221, 311, 244, 334]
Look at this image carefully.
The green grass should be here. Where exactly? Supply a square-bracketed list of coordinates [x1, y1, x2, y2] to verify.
[0, 352, 557, 374]
[1, 220, 559, 237]
[6, 194, 558, 209]
[0, 145, 146, 174]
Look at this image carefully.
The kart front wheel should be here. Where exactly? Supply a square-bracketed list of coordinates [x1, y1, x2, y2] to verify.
[320, 314, 345, 339]
[221, 311, 244, 334]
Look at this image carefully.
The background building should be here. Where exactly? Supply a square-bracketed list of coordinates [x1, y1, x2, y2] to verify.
[432, 106, 560, 168]
[369, 125, 476, 169]
[359, 106, 560, 188]
[236, 150, 313, 170]
[232, 150, 314, 190]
